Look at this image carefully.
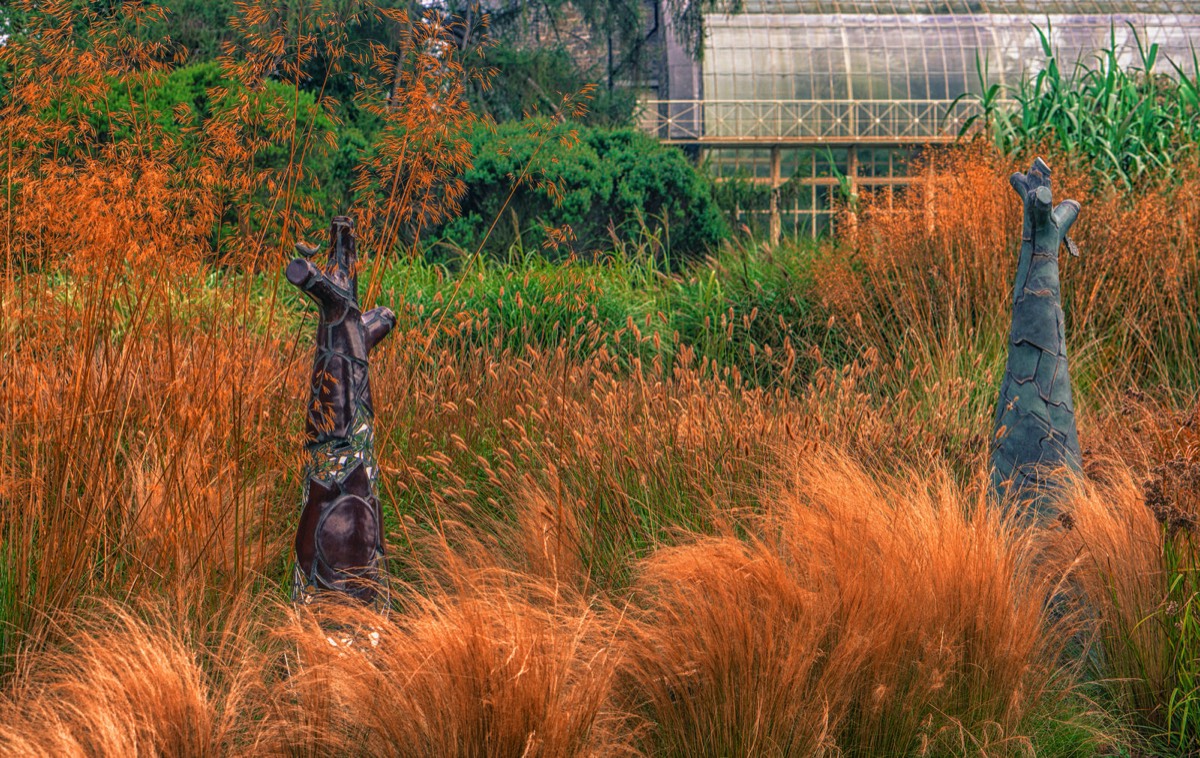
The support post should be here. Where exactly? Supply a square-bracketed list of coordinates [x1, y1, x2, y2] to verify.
[769, 145, 782, 246]
[845, 146, 859, 238]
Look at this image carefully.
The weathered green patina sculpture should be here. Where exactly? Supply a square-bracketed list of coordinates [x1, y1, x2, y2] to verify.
[287, 216, 394, 605]
[991, 157, 1082, 516]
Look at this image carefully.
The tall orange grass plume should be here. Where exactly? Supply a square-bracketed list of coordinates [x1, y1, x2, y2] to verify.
[619, 448, 1075, 756]
[259, 568, 626, 757]
[0, 600, 270, 757]
[0, 266, 303, 655]
[351, 5, 490, 303]
[0, 0, 214, 275]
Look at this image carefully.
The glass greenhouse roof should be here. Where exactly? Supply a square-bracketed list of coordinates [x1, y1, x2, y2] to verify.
[704, 11, 1200, 106]
[731, 1, 1194, 13]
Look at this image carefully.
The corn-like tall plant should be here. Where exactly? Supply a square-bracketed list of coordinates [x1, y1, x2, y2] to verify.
[957, 22, 1200, 189]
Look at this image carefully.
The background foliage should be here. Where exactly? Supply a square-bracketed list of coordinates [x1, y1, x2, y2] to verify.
[441, 119, 728, 264]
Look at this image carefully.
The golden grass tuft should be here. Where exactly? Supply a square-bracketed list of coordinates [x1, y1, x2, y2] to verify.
[1053, 469, 1166, 719]
[0, 604, 243, 757]
[0, 448, 1118, 756]
[263, 574, 623, 757]
[620, 449, 1065, 756]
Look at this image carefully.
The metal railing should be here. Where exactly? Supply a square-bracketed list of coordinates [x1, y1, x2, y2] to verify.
[636, 99, 998, 143]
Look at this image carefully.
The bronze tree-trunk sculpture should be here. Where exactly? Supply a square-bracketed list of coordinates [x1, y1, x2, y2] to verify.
[991, 157, 1082, 517]
[287, 216, 395, 605]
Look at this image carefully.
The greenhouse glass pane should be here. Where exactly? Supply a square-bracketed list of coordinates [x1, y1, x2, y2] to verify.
[703, 11, 1200, 111]
[780, 148, 807, 177]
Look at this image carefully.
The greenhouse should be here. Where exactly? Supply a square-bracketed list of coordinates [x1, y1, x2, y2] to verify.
[641, 0, 1200, 235]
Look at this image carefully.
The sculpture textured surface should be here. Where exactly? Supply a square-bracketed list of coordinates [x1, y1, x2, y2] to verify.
[991, 157, 1082, 516]
[287, 216, 395, 604]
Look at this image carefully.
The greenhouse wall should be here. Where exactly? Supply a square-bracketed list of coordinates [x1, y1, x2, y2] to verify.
[639, 1, 1200, 237]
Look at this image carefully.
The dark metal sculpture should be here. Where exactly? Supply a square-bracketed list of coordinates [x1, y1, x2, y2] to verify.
[287, 216, 395, 605]
[991, 158, 1082, 516]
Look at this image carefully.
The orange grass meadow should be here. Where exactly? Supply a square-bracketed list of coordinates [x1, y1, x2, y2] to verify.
[2, 2, 1200, 756]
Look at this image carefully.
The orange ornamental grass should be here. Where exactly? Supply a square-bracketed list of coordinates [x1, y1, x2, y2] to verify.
[0, 265, 302, 653]
[0, 600, 260, 757]
[1051, 468, 1166, 720]
[0, 250, 1176, 752]
[259, 572, 626, 757]
[1046, 402, 1200, 746]
[0, 449, 1092, 756]
[619, 449, 1068, 757]
[1, 141, 1191, 753]
[825, 143, 1200, 401]
[0, 582, 627, 757]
